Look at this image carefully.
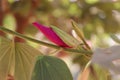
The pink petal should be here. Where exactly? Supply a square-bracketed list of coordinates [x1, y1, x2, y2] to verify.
[32, 22, 70, 48]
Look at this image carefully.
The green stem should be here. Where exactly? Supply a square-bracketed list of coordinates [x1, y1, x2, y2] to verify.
[0, 27, 92, 54]
[0, 26, 59, 48]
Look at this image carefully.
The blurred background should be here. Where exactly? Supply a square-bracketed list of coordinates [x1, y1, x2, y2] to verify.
[0, 0, 120, 80]
[1, 0, 120, 46]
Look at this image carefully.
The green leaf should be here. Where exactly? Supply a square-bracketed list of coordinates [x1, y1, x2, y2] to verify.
[0, 37, 13, 80]
[14, 43, 40, 80]
[0, 36, 41, 80]
[32, 55, 73, 80]
[51, 25, 79, 48]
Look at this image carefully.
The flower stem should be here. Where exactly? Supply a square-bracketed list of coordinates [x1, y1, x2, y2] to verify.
[0, 26, 59, 48]
[0, 26, 92, 55]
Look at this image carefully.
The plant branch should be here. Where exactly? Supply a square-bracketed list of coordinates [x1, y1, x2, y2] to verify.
[0, 27, 92, 55]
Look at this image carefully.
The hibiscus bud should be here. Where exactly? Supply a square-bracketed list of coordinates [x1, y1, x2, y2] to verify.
[51, 25, 80, 48]
[32, 22, 70, 48]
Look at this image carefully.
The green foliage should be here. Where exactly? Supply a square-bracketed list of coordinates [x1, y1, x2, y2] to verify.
[1, 0, 120, 80]
[0, 36, 40, 80]
[32, 55, 73, 80]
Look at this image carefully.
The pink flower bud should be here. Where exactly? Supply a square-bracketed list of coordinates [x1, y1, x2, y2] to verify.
[32, 22, 70, 48]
